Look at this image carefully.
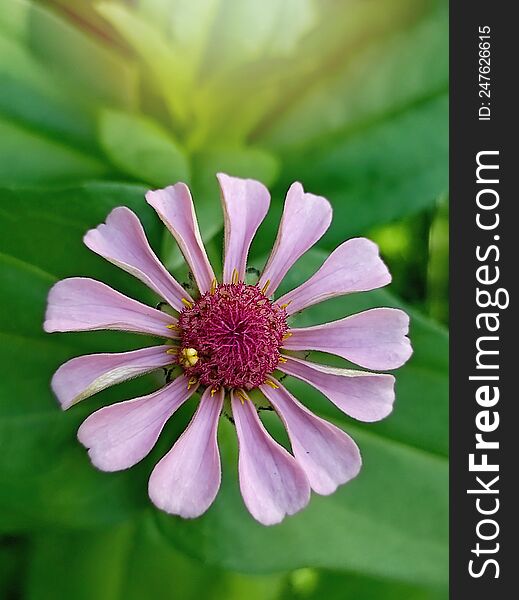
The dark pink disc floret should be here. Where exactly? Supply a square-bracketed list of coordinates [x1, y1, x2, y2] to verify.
[177, 283, 288, 389]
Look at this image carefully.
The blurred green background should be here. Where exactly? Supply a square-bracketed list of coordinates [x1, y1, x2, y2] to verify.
[0, 0, 448, 598]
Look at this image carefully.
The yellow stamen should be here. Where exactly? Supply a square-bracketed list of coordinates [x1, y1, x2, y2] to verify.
[232, 268, 239, 284]
[210, 386, 219, 397]
[187, 377, 198, 390]
[181, 298, 193, 308]
[166, 323, 180, 330]
[282, 332, 293, 340]
[236, 390, 247, 405]
[261, 279, 270, 295]
[278, 356, 287, 363]
[210, 278, 218, 295]
[166, 348, 178, 355]
[264, 379, 279, 389]
[280, 301, 292, 310]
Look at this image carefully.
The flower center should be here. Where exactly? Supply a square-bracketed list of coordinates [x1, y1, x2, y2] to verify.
[177, 282, 288, 390]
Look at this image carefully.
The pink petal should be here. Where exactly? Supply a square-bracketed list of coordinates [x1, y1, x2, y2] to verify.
[231, 390, 310, 526]
[77, 376, 197, 472]
[260, 382, 361, 495]
[285, 308, 412, 370]
[148, 387, 224, 518]
[52, 345, 176, 410]
[146, 183, 215, 294]
[217, 173, 270, 283]
[278, 356, 395, 422]
[84, 207, 192, 312]
[276, 238, 391, 315]
[258, 182, 332, 296]
[43, 278, 176, 338]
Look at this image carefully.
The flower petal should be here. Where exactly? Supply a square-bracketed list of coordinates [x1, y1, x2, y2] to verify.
[231, 390, 310, 526]
[278, 356, 395, 422]
[258, 182, 332, 296]
[77, 376, 197, 472]
[276, 238, 391, 315]
[43, 278, 175, 338]
[146, 183, 215, 293]
[148, 387, 224, 518]
[52, 345, 176, 410]
[285, 308, 412, 370]
[84, 207, 192, 311]
[217, 173, 270, 284]
[260, 382, 361, 495]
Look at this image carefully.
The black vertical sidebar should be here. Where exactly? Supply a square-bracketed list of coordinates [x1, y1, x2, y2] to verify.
[450, 1, 516, 598]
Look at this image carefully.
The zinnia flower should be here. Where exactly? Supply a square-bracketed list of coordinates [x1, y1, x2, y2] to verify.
[44, 174, 412, 525]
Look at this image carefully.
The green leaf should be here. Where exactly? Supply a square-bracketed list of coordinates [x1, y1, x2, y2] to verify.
[0, 31, 105, 156]
[251, 1, 448, 240]
[277, 94, 448, 246]
[99, 109, 190, 187]
[96, 2, 190, 123]
[0, 0, 138, 108]
[0, 72, 99, 154]
[0, 183, 174, 531]
[25, 514, 285, 600]
[0, 117, 107, 185]
[285, 568, 446, 600]
[262, 1, 447, 149]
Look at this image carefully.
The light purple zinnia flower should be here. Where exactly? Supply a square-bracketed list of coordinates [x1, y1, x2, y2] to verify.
[44, 174, 412, 525]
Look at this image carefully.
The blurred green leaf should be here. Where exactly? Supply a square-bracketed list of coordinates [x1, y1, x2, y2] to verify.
[25, 514, 284, 600]
[0, 28, 106, 153]
[247, 1, 449, 244]
[284, 568, 446, 600]
[0, 0, 138, 108]
[0, 184, 173, 531]
[0, 117, 107, 185]
[262, 1, 447, 148]
[96, 1, 190, 123]
[277, 94, 448, 246]
[99, 109, 190, 187]
[0, 72, 99, 154]
[0, 536, 27, 599]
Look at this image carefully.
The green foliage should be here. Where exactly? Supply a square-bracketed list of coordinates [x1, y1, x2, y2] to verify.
[99, 109, 190, 187]
[0, 0, 448, 598]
